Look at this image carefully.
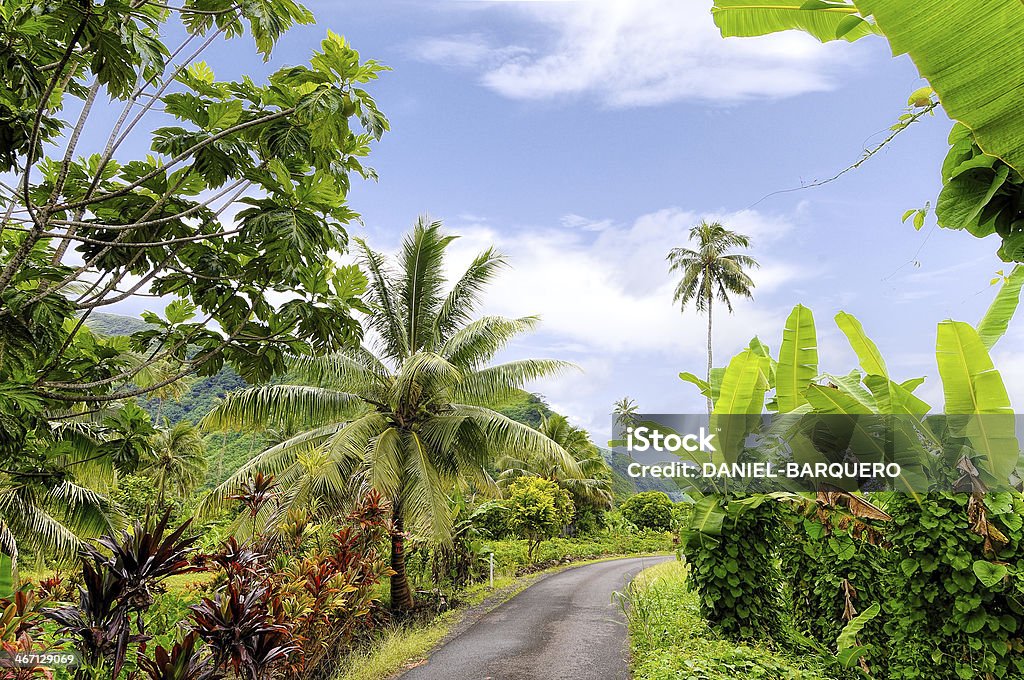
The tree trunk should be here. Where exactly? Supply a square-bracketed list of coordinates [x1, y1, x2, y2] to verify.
[389, 504, 415, 612]
[706, 295, 714, 415]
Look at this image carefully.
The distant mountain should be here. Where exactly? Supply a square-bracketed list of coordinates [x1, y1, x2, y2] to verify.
[601, 447, 682, 501]
[83, 312, 246, 426]
[85, 312, 150, 337]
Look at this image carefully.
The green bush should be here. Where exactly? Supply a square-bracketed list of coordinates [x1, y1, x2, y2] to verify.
[506, 478, 574, 561]
[780, 512, 893, 675]
[470, 499, 512, 539]
[885, 492, 1024, 680]
[684, 497, 783, 642]
[621, 492, 674, 532]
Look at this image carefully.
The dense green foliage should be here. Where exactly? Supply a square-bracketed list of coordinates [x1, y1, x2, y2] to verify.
[885, 493, 1024, 679]
[504, 477, 575, 561]
[620, 491, 674, 532]
[675, 286, 1024, 675]
[780, 510, 893, 674]
[685, 497, 784, 642]
[0, 0, 384, 561]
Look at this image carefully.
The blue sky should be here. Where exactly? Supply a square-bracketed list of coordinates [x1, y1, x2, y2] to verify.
[100, 0, 1020, 439]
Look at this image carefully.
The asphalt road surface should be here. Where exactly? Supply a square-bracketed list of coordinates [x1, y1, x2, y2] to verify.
[399, 555, 672, 680]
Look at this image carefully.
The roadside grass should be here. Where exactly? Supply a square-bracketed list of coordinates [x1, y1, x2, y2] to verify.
[335, 620, 453, 680]
[625, 560, 846, 680]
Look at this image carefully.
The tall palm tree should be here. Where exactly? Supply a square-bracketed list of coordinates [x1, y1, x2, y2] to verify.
[667, 221, 759, 413]
[498, 414, 613, 510]
[200, 217, 577, 611]
[144, 421, 207, 505]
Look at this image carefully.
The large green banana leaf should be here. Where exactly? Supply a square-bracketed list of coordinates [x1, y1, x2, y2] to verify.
[835, 312, 887, 377]
[711, 349, 768, 465]
[864, 374, 930, 416]
[977, 265, 1024, 349]
[856, 0, 1024, 175]
[683, 494, 727, 547]
[711, 0, 877, 42]
[823, 370, 876, 411]
[935, 320, 1019, 481]
[776, 305, 818, 413]
[679, 372, 711, 398]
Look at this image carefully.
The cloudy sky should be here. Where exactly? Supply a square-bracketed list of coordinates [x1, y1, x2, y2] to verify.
[106, 0, 1021, 440]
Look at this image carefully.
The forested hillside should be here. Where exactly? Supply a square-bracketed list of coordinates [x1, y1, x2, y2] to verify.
[86, 315, 667, 495]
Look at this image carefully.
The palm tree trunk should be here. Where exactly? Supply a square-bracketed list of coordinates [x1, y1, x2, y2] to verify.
[706, 295, 713, 415]
[390, 502, 415, 612]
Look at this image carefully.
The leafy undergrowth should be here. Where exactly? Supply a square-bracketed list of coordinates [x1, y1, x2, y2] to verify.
[488, 530, 674, 576]
[626, 561, 845, 680]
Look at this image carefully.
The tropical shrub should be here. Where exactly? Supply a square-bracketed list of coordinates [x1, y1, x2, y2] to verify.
[620, 492, 674, 533]
[505, 478, 574, 562]
[683, 496, 783, 642]
[779, 507, 893, 674]
[884, 492, 1024, 679]
[0, 578, 56, 680]
[45, 513, 201, 678]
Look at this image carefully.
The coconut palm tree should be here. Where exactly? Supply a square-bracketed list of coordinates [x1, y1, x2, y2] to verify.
[498, 414, 613, 511]
[144, 421, 207, 505]
[199, 217, 577, 611]
[667, 221, 759, 413]
[0, 417, 126, 564]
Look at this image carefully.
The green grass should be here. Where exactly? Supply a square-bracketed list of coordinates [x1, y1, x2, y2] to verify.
[626, 561, 845, 680]
[335, 621, 454, 680]
[485, 530, 674, 576]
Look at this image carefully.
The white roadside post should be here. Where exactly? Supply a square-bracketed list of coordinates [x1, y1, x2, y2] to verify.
[489, 552, 494, 588]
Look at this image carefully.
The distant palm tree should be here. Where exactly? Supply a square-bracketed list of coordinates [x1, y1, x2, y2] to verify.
[667, 221, 758, 413]
[145, 421, 207, 505]
[200, 217, 577, 611]
[498, 414, 613, 510]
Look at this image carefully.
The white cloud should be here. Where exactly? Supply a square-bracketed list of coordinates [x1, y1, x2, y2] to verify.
[445, 207, 807, 358]
[414, 34, 531, 69]
[416, 0, 854, 106]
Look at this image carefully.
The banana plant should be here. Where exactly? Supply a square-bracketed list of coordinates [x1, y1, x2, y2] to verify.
[679, 271, 1024, 540]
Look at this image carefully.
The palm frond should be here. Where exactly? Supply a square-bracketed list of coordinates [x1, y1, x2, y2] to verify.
[432, 247, 508, 348]
[452, 404, 580, 476]
[200, 385, 365, 432]
[441, 315, 539, 369]
[399, 217, 454, 352]
[454, 359, 576, 405]
[356, 237, 410, 363]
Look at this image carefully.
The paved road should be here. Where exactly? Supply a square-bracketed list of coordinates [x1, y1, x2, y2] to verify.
[399, 555, 672, 680]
